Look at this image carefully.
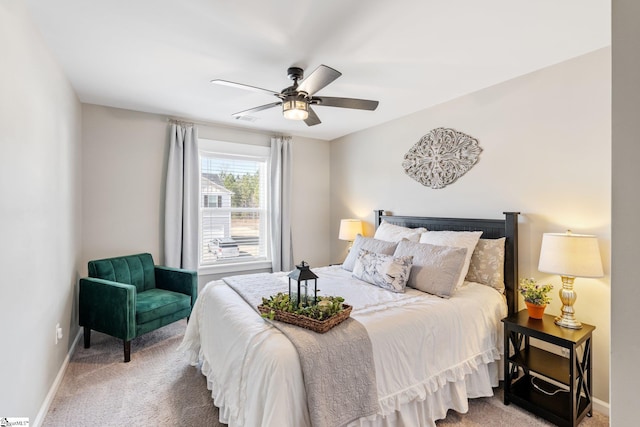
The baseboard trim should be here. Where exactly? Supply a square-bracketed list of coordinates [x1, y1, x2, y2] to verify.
[33, 328, 82, 427]
[593, 396, 610, 417]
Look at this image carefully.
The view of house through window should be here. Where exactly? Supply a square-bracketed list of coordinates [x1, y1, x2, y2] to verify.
[199, 140, 270, 267]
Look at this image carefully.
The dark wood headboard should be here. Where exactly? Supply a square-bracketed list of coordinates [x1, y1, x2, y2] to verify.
[374, 210, 520, 316]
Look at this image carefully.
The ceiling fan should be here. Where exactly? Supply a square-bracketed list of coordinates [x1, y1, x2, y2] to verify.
[211, 65, 379, 126]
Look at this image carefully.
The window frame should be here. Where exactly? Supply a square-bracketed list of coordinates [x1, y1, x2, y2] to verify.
[198, 139, 272, 275]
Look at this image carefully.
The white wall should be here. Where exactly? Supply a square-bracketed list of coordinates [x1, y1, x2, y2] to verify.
[611, 1, 640, 424]
[0, 1, 82, 422]
[81, 105, 168, 264]
[330, 48, 611, 406]
[81, 105, 331, 289]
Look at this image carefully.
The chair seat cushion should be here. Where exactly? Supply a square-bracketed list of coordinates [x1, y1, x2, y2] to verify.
[136, 289, 191, 324]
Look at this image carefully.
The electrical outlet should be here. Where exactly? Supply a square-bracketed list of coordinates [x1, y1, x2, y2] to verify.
[561, 348, 570, 358]
[55, 323, 63, 345]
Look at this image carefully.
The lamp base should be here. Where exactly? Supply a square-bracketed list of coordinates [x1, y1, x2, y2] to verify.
[554, 315, 583, 329]
[554, 275, 583, 330]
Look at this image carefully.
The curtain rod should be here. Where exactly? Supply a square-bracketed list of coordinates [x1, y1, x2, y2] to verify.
[167, 118, 194, 126]
[166, 116, 290, 139]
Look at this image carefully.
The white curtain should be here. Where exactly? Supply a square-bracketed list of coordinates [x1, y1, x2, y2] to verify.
[164, 121, 199, 270]
[270, 136, 294, 272]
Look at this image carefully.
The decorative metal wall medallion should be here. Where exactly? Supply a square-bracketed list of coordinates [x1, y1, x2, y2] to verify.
[402, 127, 482, 189]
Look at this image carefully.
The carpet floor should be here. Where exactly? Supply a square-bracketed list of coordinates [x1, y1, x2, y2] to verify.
[43, 320, 609, 426]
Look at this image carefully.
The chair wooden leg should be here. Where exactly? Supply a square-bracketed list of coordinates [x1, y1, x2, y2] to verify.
[124, 340, 131, 363]
[83, 327, 91, 348]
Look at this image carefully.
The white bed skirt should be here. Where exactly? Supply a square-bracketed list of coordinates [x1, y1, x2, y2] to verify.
[195, 354, 502, 427]
[349, 360, 501, 427]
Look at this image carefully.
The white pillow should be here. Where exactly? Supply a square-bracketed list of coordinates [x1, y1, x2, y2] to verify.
[374, 221, 426, 243]
[352, 249, 413, 293]
[393, 240, 467, 298]
[419, 230, 483, 290]
[342, 234, 398, 272]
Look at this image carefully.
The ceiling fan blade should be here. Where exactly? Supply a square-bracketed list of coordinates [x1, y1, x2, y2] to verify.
[314, 96, 379, 111]
[296, 65, 342, 96]
[211, 79, 280, 97]
[232, 102, 282, 117]
[304, 107, 321, 127]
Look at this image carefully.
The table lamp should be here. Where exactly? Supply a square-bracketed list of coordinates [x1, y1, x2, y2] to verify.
[338, 219, 363, 250]
[538, 231, 604, 329]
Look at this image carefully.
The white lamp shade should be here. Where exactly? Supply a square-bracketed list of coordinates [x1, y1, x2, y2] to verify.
[338, 219, 363, 241]
[538, 232, 604, 278]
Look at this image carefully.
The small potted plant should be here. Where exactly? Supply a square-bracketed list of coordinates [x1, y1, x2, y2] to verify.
[519, 278, 553, 319]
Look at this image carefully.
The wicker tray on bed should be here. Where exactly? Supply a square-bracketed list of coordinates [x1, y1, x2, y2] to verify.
[257, 304, 352, 333]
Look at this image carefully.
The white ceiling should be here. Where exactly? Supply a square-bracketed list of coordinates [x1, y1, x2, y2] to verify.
[25, 0, 610, 141]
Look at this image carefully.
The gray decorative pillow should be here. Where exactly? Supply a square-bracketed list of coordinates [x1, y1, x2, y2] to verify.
[465, 238, 506, 293]
[342, 234, 398, 272]
[419, 230, 482, 290]
[373, 221, 427, 243]
[352, 249, 413, 293]
[393, 240, 467, 298]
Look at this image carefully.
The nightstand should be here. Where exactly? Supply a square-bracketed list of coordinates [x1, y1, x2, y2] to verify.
[502, 310, 595, 427]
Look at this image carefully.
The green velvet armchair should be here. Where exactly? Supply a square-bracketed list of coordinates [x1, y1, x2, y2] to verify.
[79, 253, 197, 362]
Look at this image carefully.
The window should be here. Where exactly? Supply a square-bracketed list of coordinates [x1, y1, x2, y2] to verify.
[203, 195, 222, 208]
[199, 139, 270, 268]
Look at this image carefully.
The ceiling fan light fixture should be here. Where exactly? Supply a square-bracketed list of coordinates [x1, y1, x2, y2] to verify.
[213, 65, 378, 127]
[282, 97, 309, 120]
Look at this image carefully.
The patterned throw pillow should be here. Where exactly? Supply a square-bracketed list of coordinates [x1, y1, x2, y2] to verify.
[465, 238, 506, 293]
[342, 234, 398, 272]
[352, 249, 413, 293]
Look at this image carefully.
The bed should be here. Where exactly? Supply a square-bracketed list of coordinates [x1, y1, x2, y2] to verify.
[180, 211, 519, 427]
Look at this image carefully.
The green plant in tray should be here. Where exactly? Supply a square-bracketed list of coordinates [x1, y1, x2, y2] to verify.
[260, 293, 345, 321]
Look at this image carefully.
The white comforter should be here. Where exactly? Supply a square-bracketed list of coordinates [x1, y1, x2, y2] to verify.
[179, 265, 507, 427]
